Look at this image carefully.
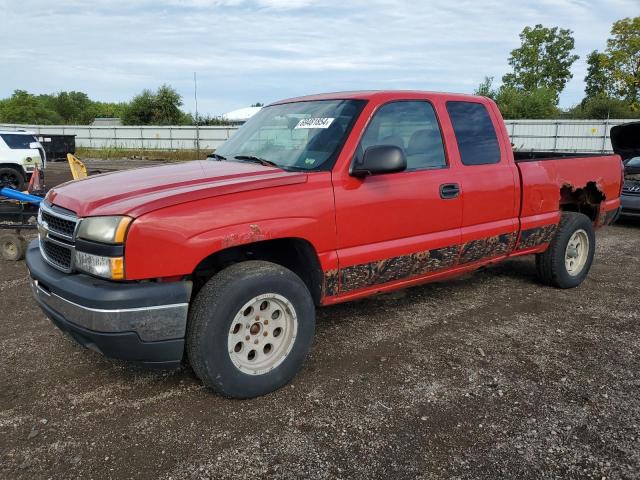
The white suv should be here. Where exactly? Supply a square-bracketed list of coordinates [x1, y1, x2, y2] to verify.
[0, 130, 46, 190]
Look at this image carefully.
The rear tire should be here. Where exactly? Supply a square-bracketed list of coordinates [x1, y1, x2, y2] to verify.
[186, 260, 315, 398]
[535, 212, 595, 288]
[0, 167, 25, 191]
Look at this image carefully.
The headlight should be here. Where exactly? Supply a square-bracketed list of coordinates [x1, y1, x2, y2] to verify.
[77, 216, 131, 244]
[75, 251, 125, 280]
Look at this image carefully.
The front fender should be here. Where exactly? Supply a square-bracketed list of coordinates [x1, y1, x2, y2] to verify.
[125, 217, 331, 280]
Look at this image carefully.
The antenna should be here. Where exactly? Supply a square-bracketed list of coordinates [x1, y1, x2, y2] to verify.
[194, 71, 200, 159]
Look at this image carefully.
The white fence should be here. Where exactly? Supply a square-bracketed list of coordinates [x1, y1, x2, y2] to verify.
[505, 119, 637, 153]
[1, 119, 637, 153]
[0, 124, 237, 150]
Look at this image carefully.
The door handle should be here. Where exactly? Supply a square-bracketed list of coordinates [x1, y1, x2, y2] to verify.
[439, 183, 460, 199]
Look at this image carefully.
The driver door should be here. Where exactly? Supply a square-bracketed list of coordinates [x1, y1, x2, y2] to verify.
[332, 100, 463, 294]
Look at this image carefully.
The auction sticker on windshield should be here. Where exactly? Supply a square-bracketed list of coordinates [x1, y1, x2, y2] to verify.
[295, 117, 335, 129]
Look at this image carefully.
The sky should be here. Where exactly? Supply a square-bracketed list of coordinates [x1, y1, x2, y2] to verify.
[0, 0, 636, 116]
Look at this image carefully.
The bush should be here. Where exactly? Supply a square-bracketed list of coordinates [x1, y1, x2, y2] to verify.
[567, 95, 638, 119]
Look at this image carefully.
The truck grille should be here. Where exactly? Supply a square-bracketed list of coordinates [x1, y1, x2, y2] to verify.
[38, 203, 79, 273]
[41, 210, 77, 237]
[623, 184, 640, 196]
[41, 240, 73, 270]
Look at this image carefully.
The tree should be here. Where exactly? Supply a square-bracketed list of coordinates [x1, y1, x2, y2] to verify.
[473, 77, 557, 119]
[0, 90, 61, 124]
[121, 89, 156, 125]
[584, 50, 612, 99]
[474, 76, 497, 99]
[605, 16, 640, 102]
[154, 85, 184, 125]
[495, 86, 558, 119]
[502, 24, 579, 101]
[568, 95, 637, 119]
[122, 85, 185, 125]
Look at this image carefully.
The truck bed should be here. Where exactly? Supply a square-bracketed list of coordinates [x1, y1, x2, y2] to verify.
[514, 150, 609, 162]
[516, 153, 623, 231]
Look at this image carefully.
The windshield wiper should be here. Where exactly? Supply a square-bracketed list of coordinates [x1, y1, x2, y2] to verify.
[233, 155, 280, 168]
[208, 153, 227, 161]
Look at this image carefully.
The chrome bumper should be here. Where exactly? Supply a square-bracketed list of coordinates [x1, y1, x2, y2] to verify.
[30, 278, 189, 342]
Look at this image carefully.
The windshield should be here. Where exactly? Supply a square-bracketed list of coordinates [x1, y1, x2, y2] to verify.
[1, 133, 37, 149]
[215, 99, 366, 171]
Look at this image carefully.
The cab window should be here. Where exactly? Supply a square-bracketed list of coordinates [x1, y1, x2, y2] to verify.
[357, 101, 446, 170]
[446, 101, 501, 165]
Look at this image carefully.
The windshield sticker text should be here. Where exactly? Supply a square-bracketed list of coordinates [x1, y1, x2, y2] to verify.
[294, 117, 335, 129]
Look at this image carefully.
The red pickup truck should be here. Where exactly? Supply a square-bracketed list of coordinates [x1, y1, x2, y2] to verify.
[27, 91, 623, 398]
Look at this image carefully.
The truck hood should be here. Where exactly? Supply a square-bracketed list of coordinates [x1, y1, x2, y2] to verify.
[47, 160, 308, 217]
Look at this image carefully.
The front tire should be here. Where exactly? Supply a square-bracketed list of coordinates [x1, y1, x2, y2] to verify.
[535, 212, 595, 288]
[186, 261, 315, 398]
[0, 167, 25, 190]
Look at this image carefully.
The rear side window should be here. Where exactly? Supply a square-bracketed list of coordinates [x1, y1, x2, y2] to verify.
[1, 133, 36, 150]
[446, 102, 500, 165]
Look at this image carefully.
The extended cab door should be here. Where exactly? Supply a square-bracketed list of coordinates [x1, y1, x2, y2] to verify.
[444, 100, 520, 263]
[331, 99, 464, 296]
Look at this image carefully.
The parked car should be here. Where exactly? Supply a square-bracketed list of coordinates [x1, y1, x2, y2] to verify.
[0, 130, 46, 190]
[26, 91, 623, 398]
[611, 122, 640, 219]
[619, 156, 640, 218]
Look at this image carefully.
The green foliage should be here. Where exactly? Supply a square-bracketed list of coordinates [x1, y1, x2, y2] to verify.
[502, 24, 579, 101]
[474, 77, 497, 99]
[606, 16, 640, 102]
[496, 86, 559, 119]
[584, 50, 613, 99]
[195, 114, 235, 126]
[0, 90, 61, 124]
[568, 95, 637, 119]
[474, 77, 558, 119]
[0, 89, 127, 125]
[0, 85, 207, 126]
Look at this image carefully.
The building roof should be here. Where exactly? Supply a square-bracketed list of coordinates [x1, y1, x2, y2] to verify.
[221, 107, 262, 122]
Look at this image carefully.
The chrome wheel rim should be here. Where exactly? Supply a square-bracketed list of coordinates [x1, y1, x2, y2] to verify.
[227, 293, 298, 375]
[565, 229, 589, 277]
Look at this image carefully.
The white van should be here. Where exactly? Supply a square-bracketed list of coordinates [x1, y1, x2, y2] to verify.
[0, 130, 46, 190]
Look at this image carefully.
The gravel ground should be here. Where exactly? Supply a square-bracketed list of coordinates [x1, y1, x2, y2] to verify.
[1, 160, 639, 479]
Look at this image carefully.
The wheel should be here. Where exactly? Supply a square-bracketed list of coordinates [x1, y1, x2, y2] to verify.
[535, 212, 595, 288]
[187, 260, 316, 398]
[0, 167, 25, 190]
[0, 233, 27, 261]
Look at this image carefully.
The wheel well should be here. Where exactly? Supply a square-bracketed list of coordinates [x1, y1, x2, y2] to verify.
[191, 238, 324, 305]
[559, 181, 605, 222]
[0, 163, 25, 176]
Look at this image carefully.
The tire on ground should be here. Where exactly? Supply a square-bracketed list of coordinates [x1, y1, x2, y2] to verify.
[535, 212, 596, 289]
[0, 167, 25, 191]
[0, 233, 27, 261]
[186, 260, 316, 398]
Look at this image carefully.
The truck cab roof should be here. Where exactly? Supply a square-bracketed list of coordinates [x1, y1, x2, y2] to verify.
[272, 90, 485, 105]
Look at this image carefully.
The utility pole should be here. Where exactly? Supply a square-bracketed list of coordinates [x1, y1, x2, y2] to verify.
[194, 72, 200, 159]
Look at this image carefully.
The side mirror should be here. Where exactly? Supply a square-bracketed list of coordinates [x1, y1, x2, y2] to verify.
[29, 142, 40, 149]
[351, 145, 407, 177]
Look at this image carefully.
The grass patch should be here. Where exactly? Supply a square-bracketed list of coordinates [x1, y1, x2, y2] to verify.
[75, 147, 210, 162]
